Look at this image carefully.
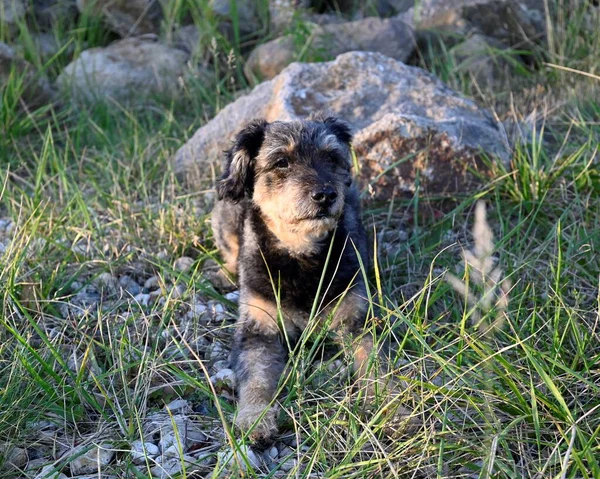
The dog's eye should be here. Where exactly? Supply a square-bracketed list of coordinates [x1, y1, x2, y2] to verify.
[274, 158, 289, 169]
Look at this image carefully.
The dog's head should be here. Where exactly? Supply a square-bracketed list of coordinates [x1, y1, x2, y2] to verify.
[217, 116, 354, 253]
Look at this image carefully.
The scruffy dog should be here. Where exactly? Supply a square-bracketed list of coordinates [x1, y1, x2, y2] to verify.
[211, 115, 374, 441]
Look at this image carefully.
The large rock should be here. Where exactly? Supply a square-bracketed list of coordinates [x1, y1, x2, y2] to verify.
[0, 42, 56, 109]
[245, 16, 414, 81]
[76, 0, 163, 37]
[175, 51, 509, 200]
[34, 0, 78, 29]
[56, 36, 189, 102]
[402, 0, 546, 47]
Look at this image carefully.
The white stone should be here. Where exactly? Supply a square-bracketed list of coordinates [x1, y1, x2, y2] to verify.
[69, 444, 114, 475]
[130, 440, 160, 465]
[173, 256, 194, 273]
[34, 465, 68, 479]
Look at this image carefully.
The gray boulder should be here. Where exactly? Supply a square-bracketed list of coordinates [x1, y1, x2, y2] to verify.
[402, 0, 547, 48]
[56, 36, 189, 102]
[76, 0, 163, 37]
[0, 42, 56, 109]
[175, 51, 509, 199]
[245, 15, 414, 81]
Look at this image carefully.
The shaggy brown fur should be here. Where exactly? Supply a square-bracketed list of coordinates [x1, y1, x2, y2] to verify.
[212, 115, 373, 441]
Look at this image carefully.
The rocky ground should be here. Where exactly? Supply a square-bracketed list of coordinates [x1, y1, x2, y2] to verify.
[1, 1, 599, 478]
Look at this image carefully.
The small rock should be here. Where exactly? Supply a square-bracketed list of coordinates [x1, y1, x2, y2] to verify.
[5, 446, 27, 468]
[224, 290, 240, 303]
[162, 444, 182, 458]
[95, 272, 118, 293]
[165, 399, 190, 414]
[0, 0, 26, 38]
[158, 415, 187, 453]
[173, 256, 194, 273]
[187, 301, 207, 319]
[144, 275, 160, 291]
[217, 445, 261, 472]
[76, 0, 163, 37]
[268, 446, 278, 460]
[130, 440, 160, 465]
[119, 275, 141, 296]
[150, 454, 199, 478]
[69, 444, 114, 475]
[186, 423, 207, 447]
[133, 293, 151, 306]
[170, 283, 187, 299]
[210, 0, 261, 36]
[34, 464, 68, 479]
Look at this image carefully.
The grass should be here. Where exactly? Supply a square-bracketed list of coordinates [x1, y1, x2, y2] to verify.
[1, 1, 600, 478]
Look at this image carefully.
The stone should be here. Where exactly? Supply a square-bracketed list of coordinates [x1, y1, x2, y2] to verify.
[34, 0, 78, 28]
[210, 0, 261, 36]
[130, 440, 160, 465]
[56, 36, 189, 102]
[69, 443, 114, 475]
[34, 465, 68, 479]
[1, 0, 26, 38]
[217, 444, 260, 472]
[173, 256, 194, 273]
[150, 454, 199, 478]
[95, 272, 118, 293]
[245, 15, 414, 80]
[119, 274, 141, 296]
[401, 0, 547, 48]
[174, 51, 509, 199]
[5, 446, 27, 468]
[165, 399, 190, 414]
[269, 0, 311, 33]
[144, 275, 160, 291]
[0, 42, 56, 109]
[451, 34, 518, 87]
[76, 0, 163, 37]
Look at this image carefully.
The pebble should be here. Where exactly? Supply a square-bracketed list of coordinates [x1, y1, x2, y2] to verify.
[95, 272, 118, 293]
[119, 275, 141, 296]
[5, 446, 27, 468]
[144, 276, 160, 291]
[170, 283, 186, 299]
[173, 256, 194, 273]
[165, 399, 190, 414]
[151, 454, 198, 479]
[159, 415, 187, 452]
[187, 301, 207, 319]
[224, 290, 240, 303]
[130, 440, 160, 465]
[133, 293, 151, 307]
[69, 444, 114, 475]
[217, 445, 261, 472]
[34, 465, 68, 479]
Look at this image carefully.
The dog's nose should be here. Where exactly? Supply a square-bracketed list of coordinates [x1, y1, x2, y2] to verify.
[311, 185, 337, 205]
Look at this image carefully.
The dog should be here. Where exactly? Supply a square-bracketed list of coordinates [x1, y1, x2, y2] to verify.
[211, 115, 375, 441]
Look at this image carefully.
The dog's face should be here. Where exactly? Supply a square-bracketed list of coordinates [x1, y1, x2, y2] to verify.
[217, 117, 353, 253]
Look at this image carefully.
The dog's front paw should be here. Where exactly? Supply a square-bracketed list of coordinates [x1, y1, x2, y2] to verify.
[235, 403, 278, 442]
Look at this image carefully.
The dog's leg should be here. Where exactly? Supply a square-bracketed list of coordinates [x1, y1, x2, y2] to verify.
[231, 293, 289, 441]
[210, 200, 242, 290]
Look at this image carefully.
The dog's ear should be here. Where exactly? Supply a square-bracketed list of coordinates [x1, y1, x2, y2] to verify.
[322, 116, 352, 146]
[217, 119, 268, 202]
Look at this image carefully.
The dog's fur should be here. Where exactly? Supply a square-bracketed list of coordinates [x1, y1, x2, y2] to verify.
[211, 116, 372, 441]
